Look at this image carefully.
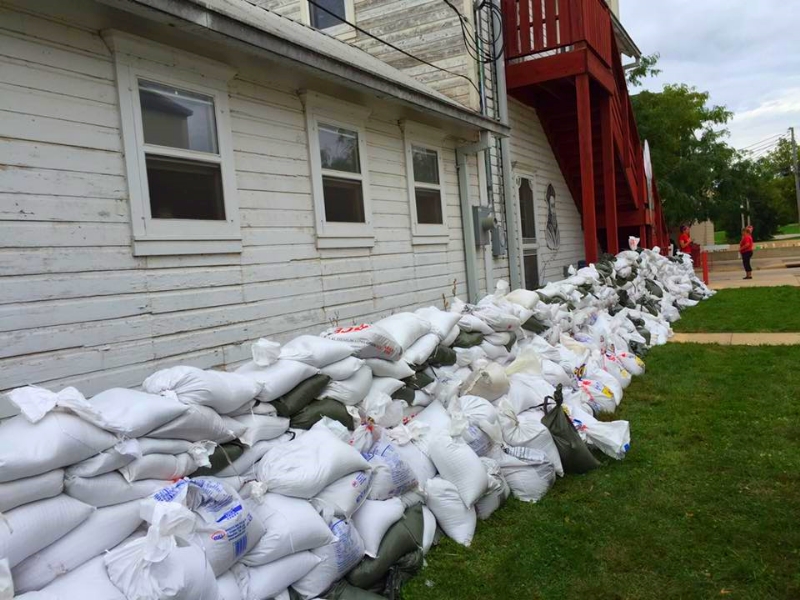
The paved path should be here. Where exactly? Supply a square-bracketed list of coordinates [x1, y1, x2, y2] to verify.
[671, 333, 800, 345]
[707, 266, 800, 289]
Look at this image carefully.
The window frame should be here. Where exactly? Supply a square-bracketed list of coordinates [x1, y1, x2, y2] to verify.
[401, 121, 449, 243]
[513, 168, 542, 289]
[302, 91, 373, 248]
[105, 30, 241, 256]
[302, 0, 357, 40]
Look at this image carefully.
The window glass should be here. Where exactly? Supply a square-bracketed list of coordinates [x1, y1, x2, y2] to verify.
[518, 177, 537, 240]
[139, 80, 218, 154]
[415, 188, 443, 224]
[146, 156, 225, 220]
[319, 124, 360, 173]
[310, 0, 346, 29]
[323, 176, 365, 223]
[412, 146, 440, 185]
[523, 252, 539, 290]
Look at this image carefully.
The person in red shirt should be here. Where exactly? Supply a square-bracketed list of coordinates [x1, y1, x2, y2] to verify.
[739, 226, 754, 279]
[678, 225, 692, 255]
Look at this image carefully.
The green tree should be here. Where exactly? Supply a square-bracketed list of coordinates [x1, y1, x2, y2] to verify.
[626, 52, 661, 87]
[759, 137, 800, 223]
[631, 84, 734, 227]
[715, 158, 785, 241]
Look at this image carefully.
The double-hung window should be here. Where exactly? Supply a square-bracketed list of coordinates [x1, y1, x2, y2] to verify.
[402, 121, 448, 242]
[106, 31, 240, 256]
[303, 92, 373, 247]
[306, 0, 355, 39]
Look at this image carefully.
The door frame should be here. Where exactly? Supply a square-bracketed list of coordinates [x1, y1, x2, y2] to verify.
[514, 169, 541, 289]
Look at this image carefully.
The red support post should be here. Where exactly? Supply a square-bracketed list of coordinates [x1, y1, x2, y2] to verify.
[701, 251, 710, 285]
[576, 74, 598, 264]
[639, 224, 647, 249]
[600, 92, 618, 255]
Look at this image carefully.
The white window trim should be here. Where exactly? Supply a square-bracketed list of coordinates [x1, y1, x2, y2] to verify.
[514, 169, 541, 289]
[301, 0, 357, 41]
[104, 30, 241, 257]
[401, 121, 449, 244]
[301, 91, 373, 249]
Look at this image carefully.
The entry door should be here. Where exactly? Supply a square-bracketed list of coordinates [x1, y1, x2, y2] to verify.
[516, 174, 539, 290]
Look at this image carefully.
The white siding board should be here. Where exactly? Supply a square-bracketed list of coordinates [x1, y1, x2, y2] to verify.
[0, 194, 129, 223]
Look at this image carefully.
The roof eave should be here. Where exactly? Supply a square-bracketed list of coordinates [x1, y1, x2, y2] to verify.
[94, 0, 510, 137]
[610, 11, 641, 60]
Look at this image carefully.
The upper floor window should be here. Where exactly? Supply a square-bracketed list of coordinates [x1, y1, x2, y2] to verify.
[310, 0, 346, 29]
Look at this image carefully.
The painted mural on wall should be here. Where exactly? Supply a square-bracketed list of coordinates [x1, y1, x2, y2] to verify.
[545, 183, 560, 250]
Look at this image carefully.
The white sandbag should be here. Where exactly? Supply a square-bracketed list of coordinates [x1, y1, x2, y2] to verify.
[0, 495, 94, 568]
[251, 338, 281, 367]
[413, 390, 433, 408]
[119, 443, 214, 483]
[104, 504, 219, 600]
[233, 414, 291, 446]
[484, 331, 514, 346]
[360, 393, 406, 428]
[442, 325, 460, 347]
[421, 506, 437, 555]
[291, 519, 365, 600]
[576, 378, 618, 414]
[65, 473, 172, 507]
[475, 458, 510, 520]
[311, 470, 373, 519]
[564, 402, 631, 459]
[454, 346, 487, 368]
[0, 411, 118, 482]
[414, 307, 461, 340]
[318, 365, 373, 406]
[366, 376, 405, 399]
[217, 571, 244, 600]
[31, 555, 124, 600]
[256, 428, 370, 498]
[401, 333, 440, 366]
[456, 313, 494, 335]
[374, 313, 431, 352]
[12, 501, 142, 593]
[617, 351, 645, 376]
[321, 324, 402, 361]
[0, 559, 10, 600]
[462, 362, 510, 402]
[363, 358, 414, 379]
[148, 403, 244, 443]
[424, 478, 476, 547]
[428, 435, 488, 507]
[279, 336, 354, 368]
[234, 552, 320, 600]
[143, 367, 261, 415]
[498, 400, 563, 476]
[67, 438, 197, 478]
[505, 373, 556, 415]
[0, 469, 64, 513]
[146, 478, 265, 576]
[474, 305, 520, 332]
[504, 288, 540, 310]
[409, 400, 451, 456]
[351, 498, 405, 558]
[387, 426, 437, 486]
[243, 492, 335, 566]
[363, 434, 418, 500]
[480, 341, 511, 362]
[320, 357, 365, 381]
[215, 436, 290, 478]
[495, 447, 556, 503]
[236, 360, 319, 402]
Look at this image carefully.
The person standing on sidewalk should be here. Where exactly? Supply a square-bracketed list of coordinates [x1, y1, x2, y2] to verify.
[739, 226, 754, 279]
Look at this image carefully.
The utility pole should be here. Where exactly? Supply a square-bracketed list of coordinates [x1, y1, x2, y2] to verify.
[791, 127, 800, 224]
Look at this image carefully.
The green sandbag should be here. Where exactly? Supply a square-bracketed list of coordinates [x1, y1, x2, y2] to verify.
[191, 442, 245, 476]
[541, 385, 600, 475]
[503, 332, 518, 352]
[645, 279, 664, 298]
[428, 345, 456, 367]
[403, 370, 434, 391]
[322, 581, 386, 600]
[522, 315, 548, 334]
[290, 397, 353, 431]
[272, 374, 331, 417]
[452, 330, 484, 348]
[379, 549, 424, 599]
[347, 504, 424, 589]
[391, 385, 415, 402]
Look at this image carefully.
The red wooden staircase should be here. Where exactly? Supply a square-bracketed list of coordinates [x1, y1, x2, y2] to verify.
[501, 0, 668, 261]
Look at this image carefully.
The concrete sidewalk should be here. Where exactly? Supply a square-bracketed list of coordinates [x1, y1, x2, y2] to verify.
[706, 266, 800, 289]
[671, 333, 800, 345]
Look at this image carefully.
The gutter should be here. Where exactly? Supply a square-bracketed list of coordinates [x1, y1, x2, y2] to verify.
[95, 0, 510, 137]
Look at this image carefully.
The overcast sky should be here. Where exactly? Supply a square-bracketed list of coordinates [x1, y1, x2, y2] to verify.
[622, 0, 800, 153]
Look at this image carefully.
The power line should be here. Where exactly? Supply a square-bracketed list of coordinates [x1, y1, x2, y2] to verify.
[442, 0, 504, 65]
[739, 133, 785, 151]
[304, 0, 482, 95]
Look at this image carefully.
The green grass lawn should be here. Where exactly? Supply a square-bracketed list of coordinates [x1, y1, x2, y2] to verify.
[404, 345, 800, 600]
[778, 223, 800, 235]
[672, 287, 800, 333]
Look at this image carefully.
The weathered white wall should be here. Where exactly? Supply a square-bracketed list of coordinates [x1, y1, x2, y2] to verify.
[508, 98, 585, 283]
[0, 1, 485, 396]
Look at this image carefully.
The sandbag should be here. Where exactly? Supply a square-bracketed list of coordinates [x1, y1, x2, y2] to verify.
[504, 288, 540, 310]
[279, 336, 353, 368]
[564, 402, 631, 459]
[236, 360, 319, 402]
[290, 398, 355, 431]
[0, 495, 94, 568]
[67, 438, 196, 478]
[193, 442, 246, 477]
[387, 432, 437, 486]
[321, 357, 366, 381]
[474, 458, 510, 520]
[498, 402, 563, 476]
[243, 492, 335, 566]
[0, 469, 64, 513]
[421, 506, 437, 555]
[65, 473, 173, 507]
[272, 374, 331, 417]
[12, 500, 142, 592]
[540, 385, 600, 474]
[256, 428, 370, 498]
[401, 333, 439, 366]
[442, 325, 460, 347]
[462, 363, 509, 401]
[451, 330, 484, 348]
[143, 366, 261, 415]
[234, 552, 320, 600]
[366, 377, 405, 399]
[360, 393, 405, 429]
[351, 498, 405, 558]
[0, 411, 118, 482]
[312, 470, 373, 519]
[233, 414, 291, 446]
[321, 324, 402, 361]
[428, 345, 457, 367]
[119, 445, 213, 483]
[217, 570, 244, 600]
[318, 366, 373, 406]
[505, 373, 555, 414]
[324, 580, 386, 600]
[428, 435, 488, 507]
[347, 504, 424, 589]
[409, 401, 451, 456]
[423, 478, 476, 547]
[363, 359, 415, 380]
[414, 307, 461, 340]
[374, 313, 431, 352]
[292, 519, 365, 599]
[30, 555, 124, 600]
[496, 446, 556, 503]
[456, 314, 493, 335]
[148, 403, 244, 443]
[363, 434, 418, 500]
